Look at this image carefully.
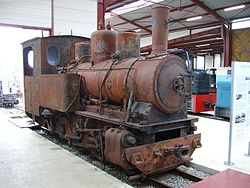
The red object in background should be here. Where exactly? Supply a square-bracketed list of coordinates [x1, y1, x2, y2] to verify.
[209, 87, 216, 93]
[191, 93, 216, 113]
[188, 169, 250, 188]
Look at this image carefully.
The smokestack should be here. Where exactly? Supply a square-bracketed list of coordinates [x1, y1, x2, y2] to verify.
[151, 5, 170, 55]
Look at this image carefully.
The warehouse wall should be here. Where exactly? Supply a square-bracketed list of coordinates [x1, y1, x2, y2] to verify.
[0, 0, 51, 28]
[54, 0, 97, 37]
[0, 0, 97, 37]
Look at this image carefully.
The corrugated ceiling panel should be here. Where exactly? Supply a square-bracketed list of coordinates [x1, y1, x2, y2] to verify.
[169, 22, 186, 30]
[170, 6, 207, 20]
[0, 0, 51, 28]
[106, 0, 250, 37]
[124, 11, 151, 20]
[112, 0, 194, 22]
[203, 0, 249, 9]
[107, 17, 124, 25]
[115, 23, 138, 31]
[162, 0, 193, 7]
[218, 8, 250, 19]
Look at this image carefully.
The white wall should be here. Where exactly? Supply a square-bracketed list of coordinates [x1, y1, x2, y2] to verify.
[0, 0, 51, 28]
[54, 0, 97, 37]
[0, 0, 97, 38]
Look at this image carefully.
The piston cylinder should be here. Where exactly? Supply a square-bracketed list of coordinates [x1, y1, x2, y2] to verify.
[116, 32, 140, 60]
[151, 5, 170, 55]
[90, 30, 116, 65]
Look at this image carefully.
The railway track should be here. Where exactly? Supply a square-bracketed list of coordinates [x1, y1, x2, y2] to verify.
[147, 168, 205, 188]
[3, 106, 218, 188]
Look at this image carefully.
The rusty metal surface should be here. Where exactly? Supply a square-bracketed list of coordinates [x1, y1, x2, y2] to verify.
[151, 6, 170, 55]
[24, 76, 40, 116]
[75, 42, 91, 61]
[125, 134, 201, 175]
[116, 32, 140, 60]
[77, 54, 190, 113]
[90, 30, 116, 65]
[24, 74, 80, 115]
[104, 128, 134, 168]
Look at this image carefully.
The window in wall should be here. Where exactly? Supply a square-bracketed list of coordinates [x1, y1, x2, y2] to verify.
[28, 50, 34, 68]
[23, 46, 34, 76]
[197, 56, 205, 70]
[214, 54, 221, 67]
[193, 57, 197, 69]
[232, 17, 250, 30]
[204, 55, 213, 69]
[47, 45, 59, 66]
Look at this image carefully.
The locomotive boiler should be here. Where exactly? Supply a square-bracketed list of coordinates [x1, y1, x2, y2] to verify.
[22, 5, 201, 175]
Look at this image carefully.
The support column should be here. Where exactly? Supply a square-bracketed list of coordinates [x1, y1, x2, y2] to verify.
[97, 0, 105, 30]
[224, 23, 232, 67]
[51, 0, 54, 36]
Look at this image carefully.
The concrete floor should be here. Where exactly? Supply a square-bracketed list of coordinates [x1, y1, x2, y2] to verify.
[0, 108, 131, 188]
[191, 115, 250, 174]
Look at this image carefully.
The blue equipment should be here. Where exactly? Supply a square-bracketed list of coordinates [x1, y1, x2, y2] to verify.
[215, 71, 231, 118]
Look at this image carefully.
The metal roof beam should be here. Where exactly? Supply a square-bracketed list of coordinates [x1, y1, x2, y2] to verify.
[168, 27, 221, 45]
[172, 40, 223, 48]
[185, 44, 224, 51]
[168, 34, 222, 46]
[189, 50, 224, 54]
[140, 27, 222, 53]
[97, 0, 105, 29]
[140, 22, 221, 37]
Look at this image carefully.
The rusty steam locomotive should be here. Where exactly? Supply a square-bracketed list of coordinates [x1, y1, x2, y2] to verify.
[22, 6, 201, 175]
